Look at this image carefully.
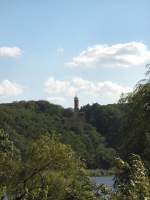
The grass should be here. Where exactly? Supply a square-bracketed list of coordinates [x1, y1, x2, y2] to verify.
[85, 168, 115, 177]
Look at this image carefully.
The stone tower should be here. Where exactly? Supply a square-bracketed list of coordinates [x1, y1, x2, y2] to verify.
[74, 96, 79, 111]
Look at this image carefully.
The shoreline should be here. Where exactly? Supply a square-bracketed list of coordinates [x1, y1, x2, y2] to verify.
[85, 168, 115, 177]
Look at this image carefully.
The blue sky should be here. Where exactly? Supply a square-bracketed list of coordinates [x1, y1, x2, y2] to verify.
[0, 0, 150, 107]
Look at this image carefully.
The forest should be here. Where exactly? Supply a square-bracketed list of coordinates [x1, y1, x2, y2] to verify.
[0, 67, 150, 199]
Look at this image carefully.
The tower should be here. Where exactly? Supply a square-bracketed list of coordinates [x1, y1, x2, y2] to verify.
[74, 96, 79, 111]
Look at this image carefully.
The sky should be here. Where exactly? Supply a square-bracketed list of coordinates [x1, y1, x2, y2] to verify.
[0, 0, 150, 108]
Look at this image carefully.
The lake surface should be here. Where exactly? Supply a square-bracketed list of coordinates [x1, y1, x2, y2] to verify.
[91, 176, 114, 187]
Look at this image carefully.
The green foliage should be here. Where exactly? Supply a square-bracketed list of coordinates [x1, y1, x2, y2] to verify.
[0, 66, 150, 199]
[80, 103, 126, 148]
[81, 66, 150, 171]
[0, 131, 99, 200]
[0, 100, 116, 169]
[113, 154, 150, 199]
[0, 129, 21, 199]
[118, 68, 150, 170]
[96, 154, 150, 200]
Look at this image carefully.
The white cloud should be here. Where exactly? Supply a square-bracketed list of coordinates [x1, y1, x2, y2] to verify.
[57, 47, 64, 54]
[45, 76, 132, 103]
[0, 80, 24, 97]
[66, 42, 150, 68]
[46, 96, 65, 105]
[45, 77, 69, 93]
[0, 46, 22, 57]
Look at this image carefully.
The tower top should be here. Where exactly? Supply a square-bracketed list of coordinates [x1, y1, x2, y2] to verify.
[74, 96, 79, 111]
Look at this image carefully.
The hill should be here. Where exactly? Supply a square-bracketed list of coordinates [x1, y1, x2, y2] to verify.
[0, 100, 116, 169]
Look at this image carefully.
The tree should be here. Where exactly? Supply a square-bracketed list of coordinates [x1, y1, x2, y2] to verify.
[96, 154, 150, 200]
[0, 129, 20, 199]
[5, 134, 98, 200]
[114, 154, 150, 199]
[118, 67, 150, 169]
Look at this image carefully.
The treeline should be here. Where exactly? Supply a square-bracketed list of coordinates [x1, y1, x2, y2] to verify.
[0, 100, 116, 169]
[80, 103, 126, 149]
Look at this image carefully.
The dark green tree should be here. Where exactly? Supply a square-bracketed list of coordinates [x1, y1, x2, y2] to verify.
[0, 129, 20, 199]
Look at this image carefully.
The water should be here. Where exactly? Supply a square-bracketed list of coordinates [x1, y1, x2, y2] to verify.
[92, 176, 114, 188]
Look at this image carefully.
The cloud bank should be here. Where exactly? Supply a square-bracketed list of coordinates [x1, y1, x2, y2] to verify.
[0, 80, 24, 97]
[67, 42, 150, 68]
[0, 47, 22, 57]
[45, 76, 132, 104]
